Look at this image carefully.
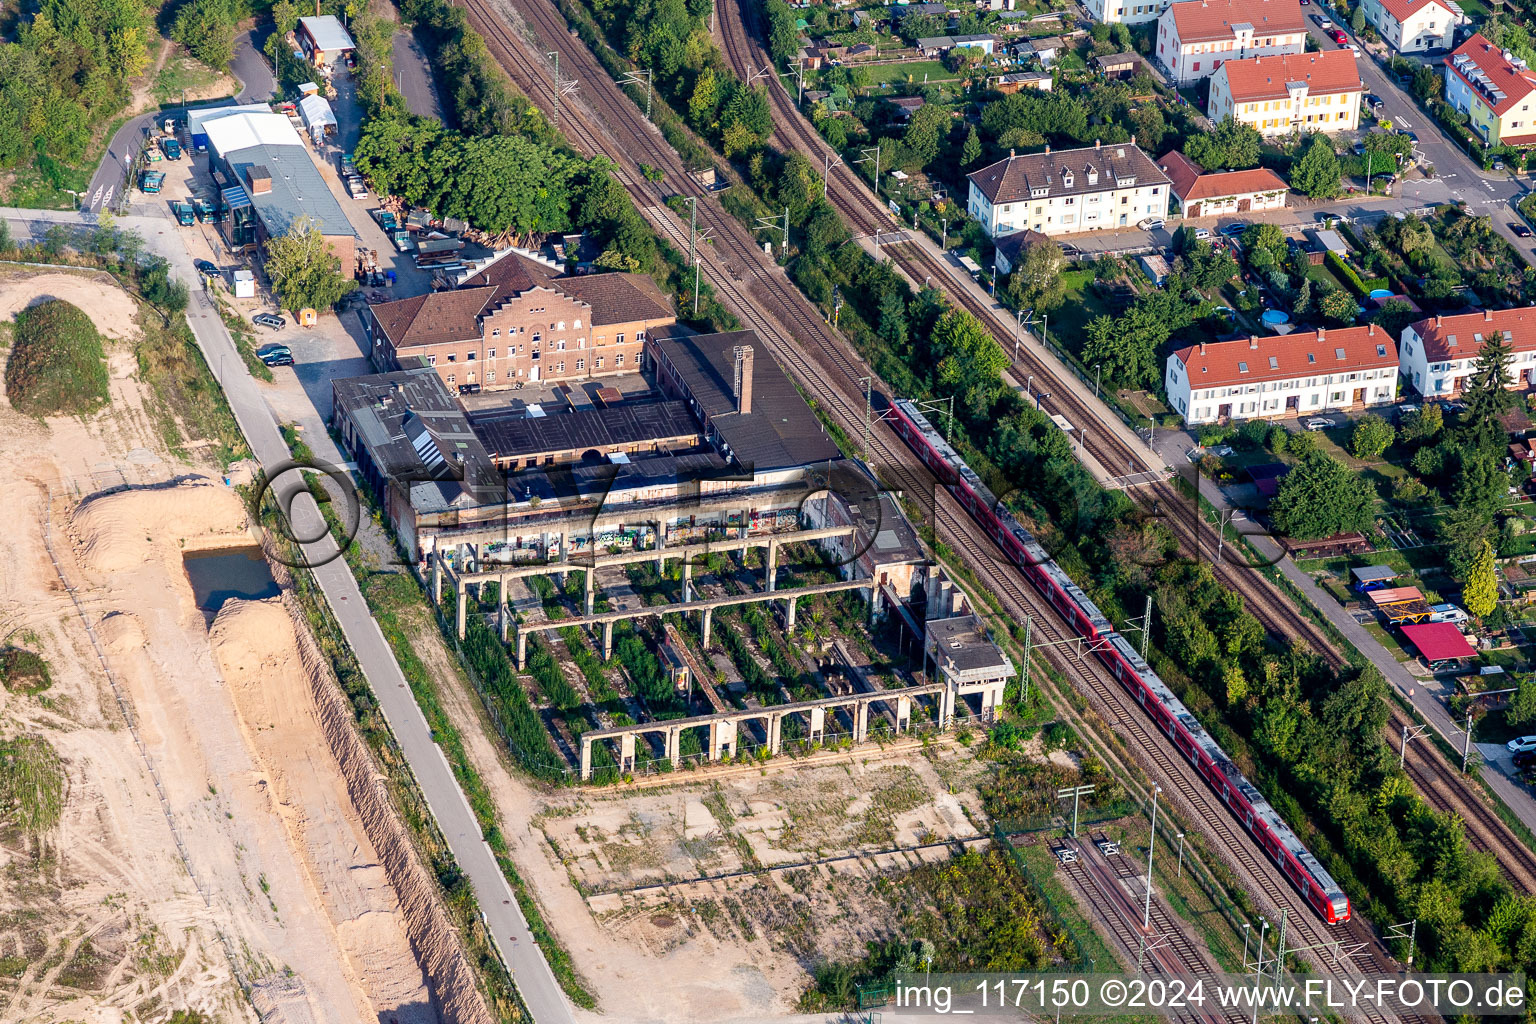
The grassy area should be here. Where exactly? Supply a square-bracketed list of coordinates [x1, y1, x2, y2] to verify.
[5, 300, 109, 416]
[135, 304, 249, 466]
[217, 301, 275, 383]
[1049, 268, 1116, 348]
[150, 54, 233, 106]
[0, 647, 51, 695]
[859, 60, 954, 87]
[1012, 840, 1124, 972]
[0, 736, 65, 834]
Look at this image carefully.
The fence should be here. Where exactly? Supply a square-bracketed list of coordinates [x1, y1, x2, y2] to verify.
[993, 822, 1101, 972]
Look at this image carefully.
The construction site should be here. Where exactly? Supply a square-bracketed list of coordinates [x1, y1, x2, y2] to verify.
[334, 328, 1019, 783]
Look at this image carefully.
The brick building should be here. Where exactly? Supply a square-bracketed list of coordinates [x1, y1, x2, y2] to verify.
[364, 251, 676, 393]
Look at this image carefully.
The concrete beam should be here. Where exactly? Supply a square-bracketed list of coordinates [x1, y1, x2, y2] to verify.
[449, 525, 858, 586]
[515, 577, 872, 636]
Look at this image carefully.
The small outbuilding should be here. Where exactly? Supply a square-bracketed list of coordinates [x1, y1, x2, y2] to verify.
[1350, 564, 1399, 592]
[296, 16, 356, 67]
[1399, 621, 1477, 668]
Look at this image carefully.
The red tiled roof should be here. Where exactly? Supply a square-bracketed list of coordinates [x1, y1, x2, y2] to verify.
[1399, 621, 1476, 662]
[1445, 34, 1536, 117]
[1500, 132, 1536, 145]
[1216, 50, 1361, 102]
[1408, 304, 1536, 360]
[1170, 326, 1398, 388]
[1157, 150, 1288, 200]
[1166, 0, 1306, 44]
[1374, 0, 1456, 27]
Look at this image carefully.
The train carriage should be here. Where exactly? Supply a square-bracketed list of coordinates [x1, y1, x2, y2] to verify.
[891, 396, 1352, 925]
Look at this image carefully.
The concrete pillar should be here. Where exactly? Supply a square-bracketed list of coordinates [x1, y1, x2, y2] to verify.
[516, 630, 527, 671]
[897, 695, 912, 734]
[854, 700, 870, 743]
[602, 620, 614, 661]
[580, 735, 593, 781]
[766, 540, 779, 592]
[656, 524, 666, 573]
[785, 595, 798, 630]
[666, 725, 681, 765]
[619, 731, 636, 774]
[499, 574, 509, 641]
[702, 606, 714, 647]
[456, 579, 467, 639]
[809, 706, 826, 744]
[682, 560, 693, 603]
[939, 684, 955, 730]
[431, 549, 442, 603]
[981, 682, 1004, 721]
[710, 718, 737, 760]
[768, 712, 783, 755]
[584, 570, 595, 616]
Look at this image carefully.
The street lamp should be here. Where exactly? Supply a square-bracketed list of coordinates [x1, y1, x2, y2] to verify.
[1093, 363, 1102, 400]
[1142, 784, 1161, 928]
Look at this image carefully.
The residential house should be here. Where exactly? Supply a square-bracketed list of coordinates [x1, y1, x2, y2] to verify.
[991, 228, 1054, 273]
[1165, 327, 1400, 425]
[296, 15, 356, 66]
[1085, 0, 1166, 26]
[1156, 0, 1308, 86]
[1399, 306, 1536, 397]
[1207, 50, 1362, 136]
[364, 251, 677, 393]
[1156, 150, 1289, 217]
[966, 140, 1171, 237]
[1444, 34, 1536, 147]
[994, 71, 1054, 92]
[1362, 0, 1461, 52]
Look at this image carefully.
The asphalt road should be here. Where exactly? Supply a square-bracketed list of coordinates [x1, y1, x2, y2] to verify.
[85, 30, 276, 215]
[392, 29, 445, 120]
[0, 205, 577, 1024]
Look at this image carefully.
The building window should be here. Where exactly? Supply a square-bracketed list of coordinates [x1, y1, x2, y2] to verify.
[616, 333, 625, 345]
[492, 328, 501, 336]
[468, 351, 477, 361]
[427, 355, 437, 366]
[488, 348, 496, 358]
[533, 332, 542, 343]
[447, 374, 456, 383]
[447, 354, 456, 362]
[486, 371, 496, 382]
[616, 352, 625, 366]
[576, 358, 586, 370]
[596, 357, 605, 369]
[557, 361, 565, 373]
[556, 339, 566, 351]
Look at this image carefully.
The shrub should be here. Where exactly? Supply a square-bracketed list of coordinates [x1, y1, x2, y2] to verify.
[1349, 414, 1394, 459]
[0, 648, 50, 695]
[5, 300, 109, 416]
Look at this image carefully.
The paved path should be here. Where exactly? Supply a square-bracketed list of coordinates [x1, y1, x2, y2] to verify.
[0, 205, 577, 1024]
[392, 29, 445, 120]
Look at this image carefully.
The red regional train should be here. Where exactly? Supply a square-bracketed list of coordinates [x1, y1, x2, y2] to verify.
[890, 398, 1351, 924]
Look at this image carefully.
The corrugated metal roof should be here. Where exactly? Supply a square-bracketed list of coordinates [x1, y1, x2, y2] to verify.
[299, 15, 356, 52]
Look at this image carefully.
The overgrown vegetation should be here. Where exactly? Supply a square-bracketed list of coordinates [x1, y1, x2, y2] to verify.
[0, 647, 52, 695]
[0, 736, 65, 834]
[5, 299, 109, 416]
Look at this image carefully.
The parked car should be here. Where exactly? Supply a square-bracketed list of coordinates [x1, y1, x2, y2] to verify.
[257, 344, 293, 367]
[1514, 222, 1534, 238]
[193, 258, 218, 277]
[1364, 93, 1383, 109]
[1139, 217, 1166, 231]
[1332, 28, 1348, 44]
[253, 312, 286, 330]
[1193, 227, 1211, 240]
[1305, 416, 1337, 430]
[1311, 12, 1329, 24]
[1395, 403, 1420, 421]
[1508, 736, 1536, 753]
[1514, 750, 1536, 769]
[1219, 222, 1248, 237]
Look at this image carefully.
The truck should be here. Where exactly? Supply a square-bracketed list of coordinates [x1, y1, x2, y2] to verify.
[345, 175, 368, 199]
[375, 209, 398, 232]
[340, 154, 358, 178]
[170, 200, 195, 225]
[161, 136, 182, 160]
[139, 170, 166, 193]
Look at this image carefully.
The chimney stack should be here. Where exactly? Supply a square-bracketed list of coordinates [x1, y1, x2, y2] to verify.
[1249, 335, 1259, 349]
[1486, 309, 1495, 321]
[732, 345, 754, 416]
[1317, 327, 1326, 341]
[1199, 341, 1207, 355]
[1368, 323, 1376, 335]
[1436, 313, 1444, 327]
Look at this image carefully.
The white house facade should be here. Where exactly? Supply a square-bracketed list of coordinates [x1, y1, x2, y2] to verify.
[1156, 150, 1289, 217]
[1399, 306, 1536, 397]
[1166, 327, 1399, 425]
[1362, 0, 1461, 53]
[1086, 0, 1167, 26]
[965, 141, 1171, 237]
[1155, 0, 1307, 86]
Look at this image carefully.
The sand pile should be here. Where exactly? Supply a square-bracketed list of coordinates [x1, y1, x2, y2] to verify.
[0, 271, 141, 341]
[70, 478, 248, 573]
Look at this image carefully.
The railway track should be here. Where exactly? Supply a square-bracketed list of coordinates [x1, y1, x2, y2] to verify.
[715, 0, 1536, 907]
[456, 0, 1415, 1006]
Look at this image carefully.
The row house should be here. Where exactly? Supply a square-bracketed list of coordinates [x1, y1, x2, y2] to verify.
[1165, 327, 1399, 425]
[965, 140, 1171, 237]
[365, 252, 676, 394]
[1208, 49, 1362, 136]
[1157, 150, 1289, 217]
[1362, 0, 1461, 53]
[1156, 0, 1307, 86]
[1399, 306, 1536, 397]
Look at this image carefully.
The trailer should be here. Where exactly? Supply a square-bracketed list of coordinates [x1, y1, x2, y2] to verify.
[170, 200, 195, 225]
[139, 170, 166, 194]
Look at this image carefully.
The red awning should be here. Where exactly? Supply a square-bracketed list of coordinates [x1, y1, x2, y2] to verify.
[1399, 622, 1476, 662]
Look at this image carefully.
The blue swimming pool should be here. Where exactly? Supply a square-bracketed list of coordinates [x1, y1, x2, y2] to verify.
[1369, 288, 1394, 299]
[1260, 309, 1290, 325]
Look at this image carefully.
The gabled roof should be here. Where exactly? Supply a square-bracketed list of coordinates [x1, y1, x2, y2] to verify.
[1157, 150, 1289, 201]
[1165, 0, 1306, 44]
[1446, 33, 1536, 116]
[1216, 50, 1362, 102]
[1374, 0, 1460, 28]
[1407, 304, 1536, 360]
[1170, 326, 1398, 389]
[967, 141, 1170, 204]
[372, 253, 675, 350]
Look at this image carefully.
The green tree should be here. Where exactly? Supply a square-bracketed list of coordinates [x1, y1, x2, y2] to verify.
[1462, 330, 1516, 446]
[1318, 287, 1358, 325]
[1463, 538, 1499, 618]
[1508, 676, 1536, 727]
[1240, 222, 1288, 267]
[1291, 136, 1342, 198]
[1350, 2, 1366, 31]
[1368, 298, 1418, 338]
[688, 68, 720, 133]
[1400, 402, 1443, 444]
[264, 217, 359, 314]
[1350, 414, 1394, 459]
[1269, 450, 1376, 538]
[961, 124, 982, 169]
[1184, 117, 1261, 170]
[931, 309, 1007, 416]
[1006, 239, 1065, 312]
[172, 0, 241, 69]
[877, 289, 909, 349]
